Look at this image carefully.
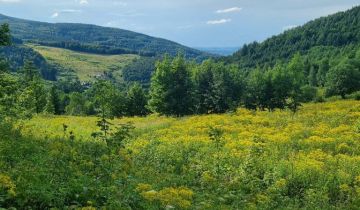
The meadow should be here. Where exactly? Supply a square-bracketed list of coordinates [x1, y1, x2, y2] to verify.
[3, 99, 358, 209]
[29, 44, 138, 82]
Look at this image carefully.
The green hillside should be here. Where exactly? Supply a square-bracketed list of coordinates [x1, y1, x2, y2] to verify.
[0, 14, 209, 59]
[225, 6, 360, 68]
[0, 45, 57, 80]
[30, 44, 138, 83]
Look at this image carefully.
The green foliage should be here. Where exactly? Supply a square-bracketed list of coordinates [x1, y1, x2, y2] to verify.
[149, 54, 193, 116]
[0, 127, 133, 209]
[243, 56, 305, 112]
[325, 59, 360, 98]
[20, 60, 40, 82]
[0, 45, 57, 80]
[193, 60, 244, 114]
[65, 92, 92, 116]
[126, 83, 149, 116]
[226, 6, 360, 68]
[317, 59, 330, 87]
[91, 80, 122, 118]
[301, 85, 318, 102]
[0, 23, 11, 46]
[0, 72, 22, 118]
[122, 57, 156, 87]
[106, 122, 135, 150]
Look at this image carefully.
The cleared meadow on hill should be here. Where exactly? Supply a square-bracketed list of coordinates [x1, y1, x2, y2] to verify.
[29, 44, 138, 82]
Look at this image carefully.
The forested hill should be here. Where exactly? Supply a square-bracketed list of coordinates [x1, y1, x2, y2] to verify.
[0, 14, 208, 59]
[225, 6, 360, 68]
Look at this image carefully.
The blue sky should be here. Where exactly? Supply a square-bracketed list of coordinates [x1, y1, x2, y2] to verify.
[0, 0, 359, 47]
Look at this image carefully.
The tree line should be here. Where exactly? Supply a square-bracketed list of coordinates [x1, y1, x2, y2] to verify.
[1, 23, 360, 119]
[148, 53, 359, 116]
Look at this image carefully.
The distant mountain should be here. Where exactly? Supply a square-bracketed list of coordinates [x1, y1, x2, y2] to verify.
[196, 47, 239, 56]
[0, 14, 209, 59]
[0, 14, 212, 84]
[224, 6, 360, 68]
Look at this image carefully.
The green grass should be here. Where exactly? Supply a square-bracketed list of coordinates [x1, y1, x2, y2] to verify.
[29, 44, 139, 82]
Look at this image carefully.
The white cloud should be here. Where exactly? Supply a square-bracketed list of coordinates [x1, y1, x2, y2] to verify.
[283, 25, 298, 30]
[216, 7, 242, 14]
[51, 12, 59, 18]
[79, 0, 88, 5]
[207, 18, 231, 25]
[0, 0, 21, 3]
[51, 9, 82, 18]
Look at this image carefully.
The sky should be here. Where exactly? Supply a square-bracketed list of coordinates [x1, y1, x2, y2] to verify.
[0, 0, 359, 48]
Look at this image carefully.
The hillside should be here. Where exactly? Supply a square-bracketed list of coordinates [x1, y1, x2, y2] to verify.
[30, 44, 138, 83]
[225, 6, 360, 68]
[0, 14, 208, 59]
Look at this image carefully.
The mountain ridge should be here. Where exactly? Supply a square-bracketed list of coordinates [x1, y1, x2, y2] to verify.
[0, 13, 209, 59]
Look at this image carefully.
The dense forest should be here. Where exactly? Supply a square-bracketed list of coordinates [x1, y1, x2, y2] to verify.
[0, 13, 209, 59]
[225, 6, 360, 68]
[0, 5, 360, 210]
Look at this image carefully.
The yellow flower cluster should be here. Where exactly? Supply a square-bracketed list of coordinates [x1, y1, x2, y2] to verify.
[0, 174, 16, 198]
[137, 184, 194, 209]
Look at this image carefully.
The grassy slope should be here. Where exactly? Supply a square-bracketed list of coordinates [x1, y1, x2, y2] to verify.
[29, 44, 139, 82]
[13, 100, 360, 208]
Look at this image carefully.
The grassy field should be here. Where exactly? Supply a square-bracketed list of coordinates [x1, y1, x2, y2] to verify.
[3, 100, 360, 209]
[29, 44, 138, 82]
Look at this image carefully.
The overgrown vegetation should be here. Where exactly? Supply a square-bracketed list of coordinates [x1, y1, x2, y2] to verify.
[0, 5, 360, 209]
[10, 100, 360, 209]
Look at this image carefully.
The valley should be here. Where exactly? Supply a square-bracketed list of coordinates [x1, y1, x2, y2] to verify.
[0, 3, 359, 210]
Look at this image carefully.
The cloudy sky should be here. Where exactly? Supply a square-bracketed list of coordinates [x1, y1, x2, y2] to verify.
[0, 0, 359, 47]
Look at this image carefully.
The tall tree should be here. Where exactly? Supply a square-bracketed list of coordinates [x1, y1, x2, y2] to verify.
[149, 54, 193, 116]
[270, 64, 293, 110]
[244, 68, 268, 110]
[286, 54, 306, 113]
[192, 60, 219, 114]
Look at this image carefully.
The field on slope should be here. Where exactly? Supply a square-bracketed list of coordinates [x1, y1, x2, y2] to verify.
[8, 100, 359, 209]
[29, 44, 139, 82]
